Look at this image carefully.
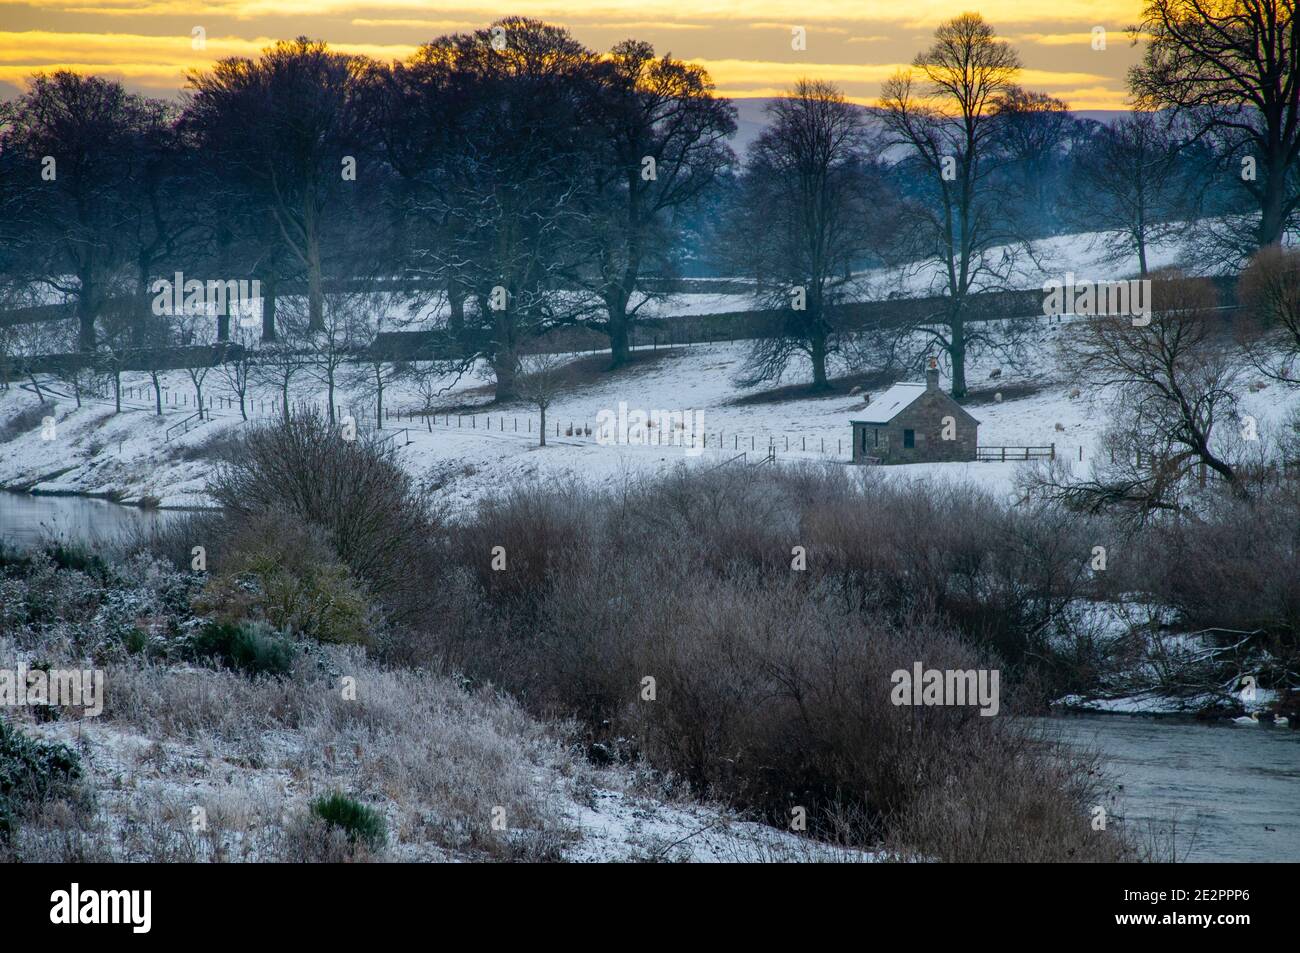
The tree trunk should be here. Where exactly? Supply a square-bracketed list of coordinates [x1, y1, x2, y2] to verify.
[261, 271, 278, 343]
[539, 404, 546, 447]
[494, 352, 518, 401]
[1258, 161, 1288, 248]
[448, 279, 465, 336]
[307, 234, 324, 332]
[949, 306, 968, 399]
[76, 277, 97, 352]
[216, 227, 232, 342]
[606, 291, 632, 367]
[809, 326, 829, 390]
[491, 306, 518, 401]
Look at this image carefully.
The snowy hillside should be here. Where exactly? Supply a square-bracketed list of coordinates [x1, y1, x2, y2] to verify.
[3, 316, 1298, 515]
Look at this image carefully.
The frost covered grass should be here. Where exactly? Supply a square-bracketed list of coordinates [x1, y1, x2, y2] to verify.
[0, 537, 857, 863]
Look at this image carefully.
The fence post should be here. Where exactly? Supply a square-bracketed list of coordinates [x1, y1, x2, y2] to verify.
[1050, 442, 1055, 461]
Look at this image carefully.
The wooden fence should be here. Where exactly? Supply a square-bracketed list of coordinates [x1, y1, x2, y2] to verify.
[976, 444, 1056, 462]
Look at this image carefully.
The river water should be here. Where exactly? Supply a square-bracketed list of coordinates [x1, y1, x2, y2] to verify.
[0, 491, 179, 552]
[1, 493, 1296, 861]
[1036, 714, 1300, 862]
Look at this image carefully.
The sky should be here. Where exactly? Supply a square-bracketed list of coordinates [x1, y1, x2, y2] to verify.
[0, 1, 1146, 110]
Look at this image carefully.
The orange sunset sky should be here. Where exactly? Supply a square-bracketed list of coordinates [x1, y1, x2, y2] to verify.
[0, 1, 1146, 109]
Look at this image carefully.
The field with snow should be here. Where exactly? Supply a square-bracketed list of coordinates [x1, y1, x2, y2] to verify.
[7, 223, 1277, 513]
[3, 320, 1298, 516]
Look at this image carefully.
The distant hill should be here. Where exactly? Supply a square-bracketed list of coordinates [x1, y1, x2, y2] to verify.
[726, 97, 1132, 158]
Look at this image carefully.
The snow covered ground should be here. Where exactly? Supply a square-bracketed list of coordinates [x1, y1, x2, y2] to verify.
[3, 222, 1298, 513]
[25, 713, 867, 863]
[3, 318, 1299, 513]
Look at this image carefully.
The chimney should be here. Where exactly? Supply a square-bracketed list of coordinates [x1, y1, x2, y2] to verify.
[925, 356, 940, 392]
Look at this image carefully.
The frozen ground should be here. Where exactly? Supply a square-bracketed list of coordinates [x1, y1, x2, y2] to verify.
[2, 222, 1297, 513]
[3, 317, 1297, 514]
[24, 713, 866, 863]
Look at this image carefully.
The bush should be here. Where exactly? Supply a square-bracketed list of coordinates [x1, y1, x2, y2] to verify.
[0, 717, 82, 841]
[193, 511, 373, 645]
[189, 620, 297, 678]
[310, 792, 387, 852]
[208, 409, 441, 621]
[420, 464, 1134, 859]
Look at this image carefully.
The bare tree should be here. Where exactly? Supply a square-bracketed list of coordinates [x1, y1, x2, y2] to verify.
[1070, 112, 1195, 275]
[396, 20, 603, 401]
[255, 322, 308, 422]
[1238, 244, 1300, 383]
[1, 73, 158, 350]
[514, 352, 570, 446]
[726, 79, 886, 389]
[1130, 0, 1300, 255]
[1031, 275, 1245, 518]
[137, 310, 174, 416]
[571, 41, 736, 367]
[879, 14, 1026, 398]
[214, 317, 260, 420]
[4, 317, 59, 402]
[296, 293, 364, 425]
[993, 86, 1074, 231]
[184, 38, 370, 333]
[347, 294, 412, 431]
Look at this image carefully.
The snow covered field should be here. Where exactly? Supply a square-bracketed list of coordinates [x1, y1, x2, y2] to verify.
[4, 321, 1299, 514]
[3, 222, 1298, 514]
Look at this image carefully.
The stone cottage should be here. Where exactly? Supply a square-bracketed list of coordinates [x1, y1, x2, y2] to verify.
[850, 360, 979, 464]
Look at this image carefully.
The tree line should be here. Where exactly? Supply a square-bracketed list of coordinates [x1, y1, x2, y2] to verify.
[0, 6, 1296, 403]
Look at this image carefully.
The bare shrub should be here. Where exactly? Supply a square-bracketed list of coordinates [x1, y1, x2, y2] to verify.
[428, 464, 1135, 859]
[208, 409, 442, 621]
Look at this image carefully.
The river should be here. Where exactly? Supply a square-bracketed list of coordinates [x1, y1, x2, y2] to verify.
[1036, 714, 1300, 862]
[1, 493, 1296, 862]
[0, 491, 180, 552]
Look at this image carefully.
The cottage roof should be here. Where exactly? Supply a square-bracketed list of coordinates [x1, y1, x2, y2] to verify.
[849, 382, 927, 424]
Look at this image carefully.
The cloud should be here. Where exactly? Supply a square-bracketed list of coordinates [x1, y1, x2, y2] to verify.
[0, 0, 1150, 27]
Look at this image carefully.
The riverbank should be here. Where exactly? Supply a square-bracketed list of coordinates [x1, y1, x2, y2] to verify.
[0, 540, 870, 862]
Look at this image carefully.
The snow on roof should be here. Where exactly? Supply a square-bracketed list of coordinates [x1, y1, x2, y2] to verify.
[850, 382, 927, 424]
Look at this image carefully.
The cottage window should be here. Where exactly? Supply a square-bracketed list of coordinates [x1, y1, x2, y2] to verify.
[903, 429, 915, 449]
